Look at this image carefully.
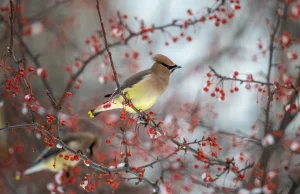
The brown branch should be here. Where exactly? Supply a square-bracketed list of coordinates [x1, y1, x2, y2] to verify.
[213, 168, 229, 182]
[237, 161, 255, 174]
[57, 41, 122, 107]
[166, 134, 228, 166]
[46, 89, 61, 110]
[264, 13, 281, 136]
[8, 0, 14, 55]
[4, 0, 37, 123]
[216, 130, 262, 146]
[15, 35, 55, 100]
[16, 0, 25, 65]
[0, 13, 56, 106]
[0, 123, 37, 131]
[120, 128, 129, 169]
[137, 151, 177, 169]
[96, 0, 121, 90]
[117, 11, 134, 37]
[249, 8, 284, 187]
[209, 66, 293, 90]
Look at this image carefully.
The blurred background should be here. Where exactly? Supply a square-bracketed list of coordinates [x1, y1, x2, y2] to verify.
[1, 0, 299, 194]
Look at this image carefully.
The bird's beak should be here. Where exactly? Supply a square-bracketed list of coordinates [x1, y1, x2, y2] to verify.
[170, 64, 182, 73]
[175, 65, 182, 69]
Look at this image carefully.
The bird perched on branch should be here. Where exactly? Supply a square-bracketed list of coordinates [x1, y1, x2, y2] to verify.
[88, 54, 181, 118]
[23, 132, 98, 175]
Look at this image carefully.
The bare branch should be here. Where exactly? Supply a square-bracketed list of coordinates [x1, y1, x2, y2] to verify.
[264, 13, 281, 135]
[209, 66, 293, 90]
[96, 0, 121, 90]
[0, 123, 37, 131]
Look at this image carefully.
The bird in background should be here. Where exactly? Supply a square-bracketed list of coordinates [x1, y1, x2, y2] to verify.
[88, 54, 181, 118]
[23, 132, 98, 175]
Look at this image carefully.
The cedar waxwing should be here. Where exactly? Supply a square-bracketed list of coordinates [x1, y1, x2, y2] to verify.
[88, 54, 181, 117]
[23, 132, 98, 175]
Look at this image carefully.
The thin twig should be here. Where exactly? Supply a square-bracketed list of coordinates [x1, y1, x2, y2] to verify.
[0, 123, 37, 131]
[216, 130, 262, 146]
[209, 66, 293, 90]
[138, 151, 177, 169]
[8, 0, 14, 55]
[120, 128, 129, 169]
[237, 162, 255, 174]
[96, 0, 121, 90]
[0, 14, 56, 105]
[46, 89, 61, 110]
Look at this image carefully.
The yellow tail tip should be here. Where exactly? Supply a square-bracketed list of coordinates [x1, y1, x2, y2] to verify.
[88, 111, 94, 118]
[15, 175, 20, 180]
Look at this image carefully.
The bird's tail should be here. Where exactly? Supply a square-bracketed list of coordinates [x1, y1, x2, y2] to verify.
[88, 109, 100, 118]
[23, 162, 47, 175]
[88, 101, 123, 118]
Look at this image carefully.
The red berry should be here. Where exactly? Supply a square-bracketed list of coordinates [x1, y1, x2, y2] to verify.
[73, 155, 80, 161]
[133, 51, 139, 59]
[28, 67, 34, 72]
[66, 92, 72, 97]
[148, 128, 155, 135]
[235, 5, 241, 10]
[64, 155, 70, 160]
[187, 9, 193, 15]
[172, 37, 178, 42]
[221, 19, 227, 24]
[124, 52, 130, 58]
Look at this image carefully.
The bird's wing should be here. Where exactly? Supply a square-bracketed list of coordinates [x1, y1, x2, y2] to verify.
[32, 136, 78, 165]
[32, 148, 60, 165]
[104, 69, 152, 98]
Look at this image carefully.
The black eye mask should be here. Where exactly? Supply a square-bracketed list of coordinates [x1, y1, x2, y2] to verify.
[161, 63, 182, 72]
[88, 141, 96, 156]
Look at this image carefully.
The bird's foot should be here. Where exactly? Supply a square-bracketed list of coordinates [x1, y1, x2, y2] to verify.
[137, 115, 148, 126]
